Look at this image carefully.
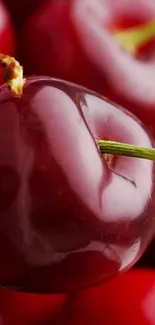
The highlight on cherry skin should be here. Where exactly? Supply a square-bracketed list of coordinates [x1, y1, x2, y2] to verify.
[0, 75, 155, 294]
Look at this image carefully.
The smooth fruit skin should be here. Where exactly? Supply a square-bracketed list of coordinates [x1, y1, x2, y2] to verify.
[1, 269, 154, 325]
[0, 1, 15, 85]
[0, 288, 67, 325]
[19, 0, 155, 134]
[53, 269, 155, 325]
[0, 76, 155, 293]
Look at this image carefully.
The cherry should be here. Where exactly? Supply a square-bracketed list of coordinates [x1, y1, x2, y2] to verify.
[0, 269, 154, 325]
[0, 288, 67, 325]
[19, 0, 155, 134]
[53, 269, 155, 325]
[0, 1, 15, 85]
[0, 75, 155, 293]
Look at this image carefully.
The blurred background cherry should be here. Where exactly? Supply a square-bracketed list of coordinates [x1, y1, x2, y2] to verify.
[18, 0, 155, 135]
[0, 0, 15, 85]
[0, 269, 155, 325]
[0, 288, 67, 324]
[53, 269, 155, 325]
[4, 0, 48, 28]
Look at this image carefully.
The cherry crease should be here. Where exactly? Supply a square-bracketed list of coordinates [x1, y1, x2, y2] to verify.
[0, 76, 155, 293]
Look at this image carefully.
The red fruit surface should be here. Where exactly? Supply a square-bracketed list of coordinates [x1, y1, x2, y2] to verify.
[53, 269, 155, 325]
[0, 288, 67, 325]
[0, 1, 15, 85]
[0, 76, 155, 293]
[0, 269, 155, 325]
[19, 0, 155, 133]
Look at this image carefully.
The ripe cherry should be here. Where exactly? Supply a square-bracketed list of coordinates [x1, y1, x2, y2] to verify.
[0, 72, 155, 293]
[19, 0, 155, 134]
[0, 288, 67, 325]
[53, 269, 155, 325]
[0, 269, 154, 324]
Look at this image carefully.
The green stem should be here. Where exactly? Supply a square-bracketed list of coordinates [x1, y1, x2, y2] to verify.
[114, 20, 155, 54]
[97, 140, 155, 161]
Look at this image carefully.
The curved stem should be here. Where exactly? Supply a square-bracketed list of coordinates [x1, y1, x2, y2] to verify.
[97, 140, 155, 161]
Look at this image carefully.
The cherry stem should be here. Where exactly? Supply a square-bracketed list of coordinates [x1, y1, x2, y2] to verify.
[98, 140, 155, 161]
[114, 20, 155, 54]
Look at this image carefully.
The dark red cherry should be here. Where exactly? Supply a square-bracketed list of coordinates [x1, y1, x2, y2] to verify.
[0, 76, 154, 293]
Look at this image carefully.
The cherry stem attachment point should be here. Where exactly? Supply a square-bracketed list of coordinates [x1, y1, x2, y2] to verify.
[0, 53, 25, 97]
[97, 140, 155, 161]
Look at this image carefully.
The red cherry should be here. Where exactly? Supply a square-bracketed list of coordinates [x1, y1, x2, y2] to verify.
[0, 288, 67, 325]
[53, 269, 155, 325]
[0, 76, 154, 293]
[0, 269, 154, 325]
[0, 1, 15, 85]
[19, 0, 155, 133]
[19, 0, 97, 86]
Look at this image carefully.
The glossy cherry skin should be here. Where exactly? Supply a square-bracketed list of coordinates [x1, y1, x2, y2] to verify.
[19, 0, 155, 134]
[0, 76, 155, 294]
[0, 1, 15, 84]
